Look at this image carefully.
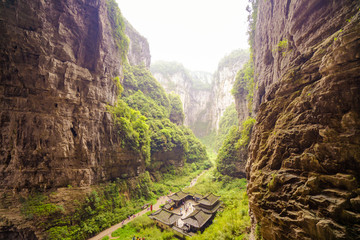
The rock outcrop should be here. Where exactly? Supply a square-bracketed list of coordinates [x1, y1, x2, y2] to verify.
[0, 0, 147, 190]
[210, 49, 249, 131]
[151, 62, 213, 136]
[247, 0, 360, 239]
[125, 20, 151, 68]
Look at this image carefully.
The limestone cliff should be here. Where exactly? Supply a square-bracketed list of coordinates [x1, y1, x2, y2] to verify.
[0, 0, 147, 190]
[151, 50, 248, 136]
[210, 49, 249, 131]
[151, 62, 213, 136]
[125, 20, 151, 68]
[246, 0, 360, 239]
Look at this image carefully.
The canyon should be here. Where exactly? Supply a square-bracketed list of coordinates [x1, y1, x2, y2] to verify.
[0, 0, 359, 239]
[151, 49, 249, 137]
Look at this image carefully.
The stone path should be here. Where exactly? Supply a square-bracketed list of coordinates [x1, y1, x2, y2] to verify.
[88, 170, 206, 240]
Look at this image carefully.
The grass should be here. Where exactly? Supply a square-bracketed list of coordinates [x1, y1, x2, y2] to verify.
[111, 215, 177, 240]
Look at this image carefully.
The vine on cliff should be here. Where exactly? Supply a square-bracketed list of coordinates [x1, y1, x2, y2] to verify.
[106, 0, 130, 61]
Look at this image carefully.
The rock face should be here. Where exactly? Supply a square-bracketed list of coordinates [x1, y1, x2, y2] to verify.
[151, 50, 248, 136]
[0, 0, 146, 190]
[151, 63, 213, 136]
[210, 52, 248, 131]
[125, 20, 151, 68]
[247, 0, 360, 239]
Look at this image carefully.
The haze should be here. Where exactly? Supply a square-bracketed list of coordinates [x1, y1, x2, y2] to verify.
[116, 0, 250, 73]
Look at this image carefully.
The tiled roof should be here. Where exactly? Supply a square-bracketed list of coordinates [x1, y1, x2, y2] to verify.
[163, 201, 175, 210]
[182, 209, 212, 228]
[194, 201, 222, 213]
[149, 209, 182, 225]
[193, 193, 203, 199]
[197, 193, 220, 206]
[168, 190, 189, 201]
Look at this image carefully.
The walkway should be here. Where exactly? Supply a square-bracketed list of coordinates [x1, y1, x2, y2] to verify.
[88, 170, 207, 240]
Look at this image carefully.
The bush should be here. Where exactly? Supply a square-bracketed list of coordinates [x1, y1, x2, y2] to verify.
[168, 93, 185, 125]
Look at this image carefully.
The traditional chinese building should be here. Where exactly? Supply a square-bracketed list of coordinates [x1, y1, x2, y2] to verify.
[149, 191, 222, 237]
[168, 190, 191, 207]
[182, 209, 213, 232]
[149, 208, 182, 229]
[194, 193, 222, 213]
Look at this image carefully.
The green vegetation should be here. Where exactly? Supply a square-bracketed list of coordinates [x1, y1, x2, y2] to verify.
[232, 59, 255, 113]
[150, 61, 211, 90]
[108, 90, 151, 164]
[215, 104, 239, 150]
[106, 0, 129, 61]
[217, 117, 255, 177]
[118, 63, 208, 170]
[20, 194, 63, 221]
[247, 0, 259, 52]
[150, 61, 190, 78]
[148, 119, 187, 155]
[123, 64, 171, 111]
[181, 127, 210, 166]
[125, 90, 169, 119]
[273, 39, 290, 56]
[217, 49, 250, 70]
[27, 166, 206, 240]
[168, 93, 185, 125]
[187, 170, 249, 239]
[111, 215, 177, 240]
[238, 117, 256, 147]
[101, 236, 110, 240]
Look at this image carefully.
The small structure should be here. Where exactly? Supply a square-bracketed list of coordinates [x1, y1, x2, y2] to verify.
[194, 193, 222, 214]
[149, 208, 182, 229]
[168, 190, 191, 207]
[182, 209, 213, 232]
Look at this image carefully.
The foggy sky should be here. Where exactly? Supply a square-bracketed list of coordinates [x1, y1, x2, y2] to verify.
[117, 0, 250, 73]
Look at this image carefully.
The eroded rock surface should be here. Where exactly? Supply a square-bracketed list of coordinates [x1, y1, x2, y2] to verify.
[125, 20, 151, 68]
[247, 0, 360, 239]
[0, 0, 145, 190]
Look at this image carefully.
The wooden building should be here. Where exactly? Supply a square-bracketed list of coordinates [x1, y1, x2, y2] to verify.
[168, 190, 191, 207]
[149, 208, 182, 229]
[182, 209, 213, 232]
[194, 193, 222, 214]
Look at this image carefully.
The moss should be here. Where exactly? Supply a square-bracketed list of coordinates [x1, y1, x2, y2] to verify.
[106, 0, 129, 62]
[255, 223, 263, 240]
[267, 173, 278, 192]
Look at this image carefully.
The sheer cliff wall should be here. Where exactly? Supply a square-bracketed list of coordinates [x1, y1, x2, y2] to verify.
[247, 0, 360, 239]
[0, 0, 147, 190]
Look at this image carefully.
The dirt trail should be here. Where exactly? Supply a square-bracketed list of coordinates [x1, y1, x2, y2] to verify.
[88, 170, 207, 240]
